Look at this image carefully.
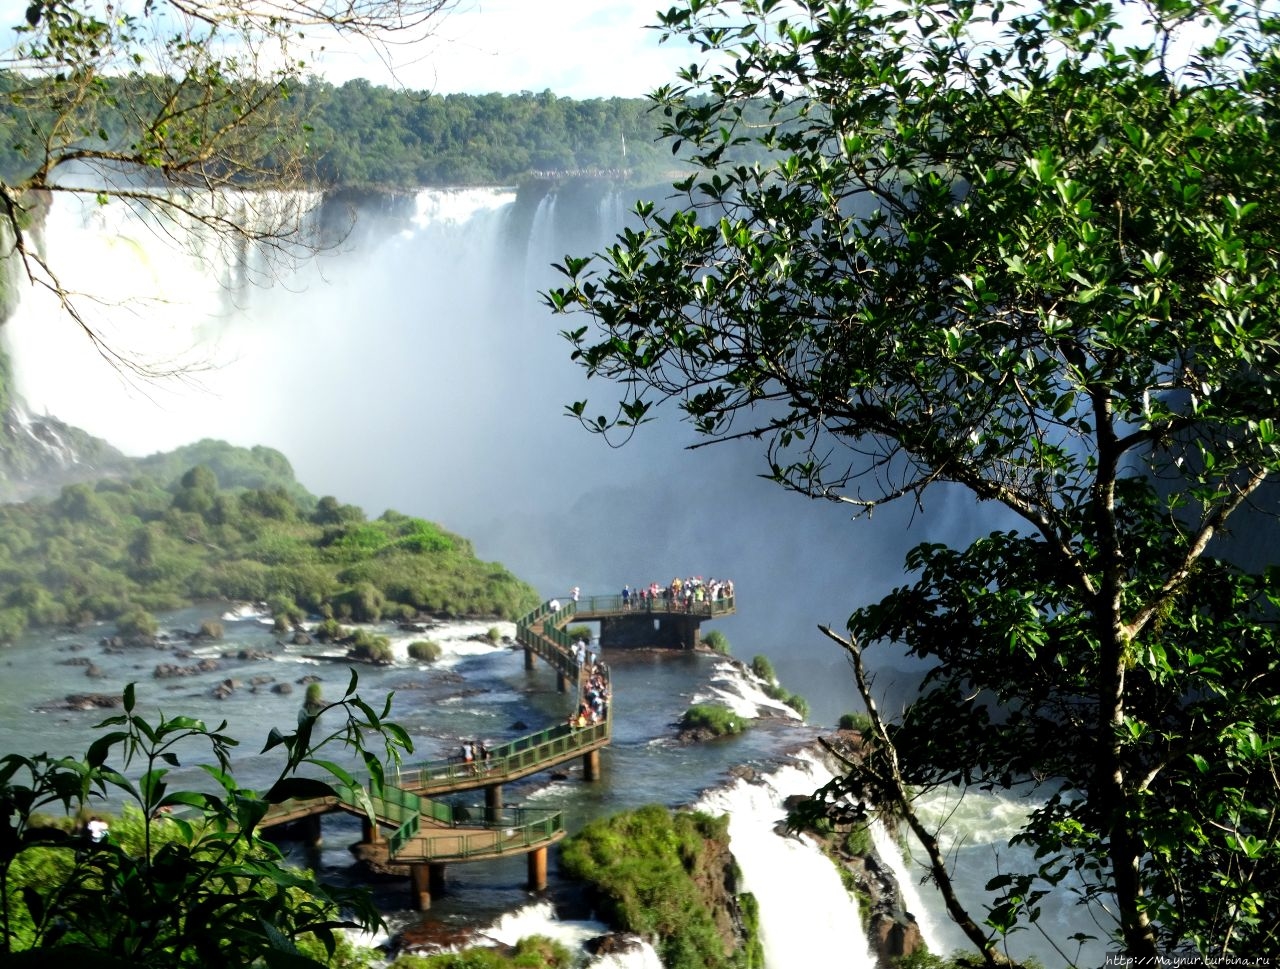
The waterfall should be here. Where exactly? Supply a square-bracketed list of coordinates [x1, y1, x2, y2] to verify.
[694, 754, 877, 969]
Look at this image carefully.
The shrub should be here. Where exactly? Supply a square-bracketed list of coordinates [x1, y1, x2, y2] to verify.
[348, 629, 393, 665]
[486, 626, 502, 643]
[115, 606, 158, 641]
[333, 582, 385, 622]
[838, 711, 874, 733]
[198, 619, 224, 640]
[680, 703, 746, 737]
[303, 682, 324, 715]
[786, 693, 810, 719]
[267, 595, 303, 631]
[702, 629, 730, 654]
[314, 618, 347, 642]
[749, 654, 775, 683]
[408, 640, 442, 662]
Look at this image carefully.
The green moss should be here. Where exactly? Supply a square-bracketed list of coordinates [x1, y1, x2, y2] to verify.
[559, 805, 758, 969]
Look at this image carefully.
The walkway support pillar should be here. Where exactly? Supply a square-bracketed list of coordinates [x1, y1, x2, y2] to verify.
[485, 784, 503, 823]
[410, 863, 448, 911]
[410, 863, 431, 911]
[361, 818, 382, 844]
[524, 647, 535, 671]
[582, 748, 600, 782]
[528, 846, 548, 890]
[557, 672, 568, 693]
[303, 813, 323, 847]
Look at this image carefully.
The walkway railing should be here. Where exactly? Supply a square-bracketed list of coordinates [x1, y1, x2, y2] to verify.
[259, 596, 605, 867]
[570, 593, 735, 617]
[403, 806, 566, 862]
[394, 719, 609, 791]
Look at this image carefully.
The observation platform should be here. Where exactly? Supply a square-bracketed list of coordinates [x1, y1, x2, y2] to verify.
[538, 592, 736, 651]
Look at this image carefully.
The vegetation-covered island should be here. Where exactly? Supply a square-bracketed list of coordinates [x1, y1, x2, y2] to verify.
[0, 438, 539, 643]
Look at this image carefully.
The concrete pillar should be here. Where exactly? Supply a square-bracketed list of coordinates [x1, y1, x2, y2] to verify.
[557, 672, 568, 693]
[303, 813, 323, 847]
[410, 863, 448, 910]
[485, 784, 503, 823]
[582, 748, 600, 782]
[527, 846, 548, 890]
[524, 646, 535, 671]
[410, 863, 431, 911]
[685, 619, 701, 650]
[361, 817, 382, 844]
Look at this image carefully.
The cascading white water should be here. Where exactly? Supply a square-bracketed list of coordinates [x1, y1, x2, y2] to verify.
[902, 787, 1109, 969]
[694, 752, 877, 969]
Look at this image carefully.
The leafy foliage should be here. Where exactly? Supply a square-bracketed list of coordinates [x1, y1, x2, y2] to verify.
[702, 629, 730, 654]
[0, 441, 539, 642]
[547, 0, 1280, 959]
[0, 673, 411, 965]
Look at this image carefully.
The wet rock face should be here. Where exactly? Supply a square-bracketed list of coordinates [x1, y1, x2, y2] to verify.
[585, 933, 648, 957]
[39, 692, 123, 711]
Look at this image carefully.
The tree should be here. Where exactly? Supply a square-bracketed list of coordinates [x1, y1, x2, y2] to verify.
[0, 0, 455, 372]
[546, 0, 1280, 961]
[0, 672, 412, 965]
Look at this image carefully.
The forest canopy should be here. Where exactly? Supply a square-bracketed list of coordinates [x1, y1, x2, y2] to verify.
[0, 438, 539, 641]
[0, 72, 674, 190]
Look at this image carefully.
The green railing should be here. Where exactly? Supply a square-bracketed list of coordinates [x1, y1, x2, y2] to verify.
[403, 806, 566, 861]
[570, 593, 735, 618]
[516, 602, 581, 683]
[394, 718, 609, 791]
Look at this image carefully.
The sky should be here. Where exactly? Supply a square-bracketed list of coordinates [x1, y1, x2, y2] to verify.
[0, 0, 699, 100]
[315, 1, 698, 98]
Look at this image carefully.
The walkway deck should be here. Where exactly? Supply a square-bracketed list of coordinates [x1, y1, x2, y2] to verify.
[255, 590, 732, 906]
[255, 598, 608, 893]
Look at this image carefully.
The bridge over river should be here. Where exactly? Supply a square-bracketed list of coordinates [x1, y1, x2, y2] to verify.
[259, 592, 734, 909]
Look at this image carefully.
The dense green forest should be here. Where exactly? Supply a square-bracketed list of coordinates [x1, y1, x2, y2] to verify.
[0, 438, 539, 642]
[0, 71, 676, 190]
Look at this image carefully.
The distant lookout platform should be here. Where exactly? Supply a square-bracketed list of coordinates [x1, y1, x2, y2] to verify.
[554, 590, 736, 650]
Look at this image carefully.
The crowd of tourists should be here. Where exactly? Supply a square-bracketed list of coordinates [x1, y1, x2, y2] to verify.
[620, 575, 734, 612]
[569, 636, 610, 728]
[457, 739, 494, 773]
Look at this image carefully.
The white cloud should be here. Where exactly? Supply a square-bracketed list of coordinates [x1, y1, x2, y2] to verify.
[311, 0, 700, 98]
